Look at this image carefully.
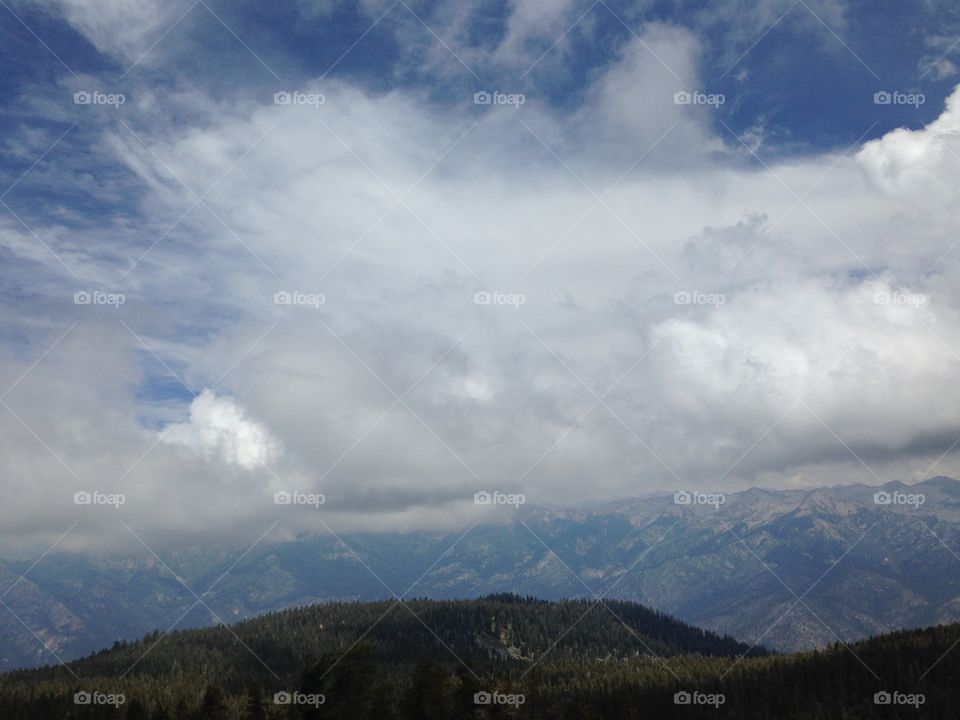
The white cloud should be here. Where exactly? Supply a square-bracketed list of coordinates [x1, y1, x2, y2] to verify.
[160, 389, 279, 470]
[36, 0, 191, 64]
[857, 89, 960, 196]
[493, 0, 580, 66]
[3, 9, 960, 550]
[931, 58, 959, 80]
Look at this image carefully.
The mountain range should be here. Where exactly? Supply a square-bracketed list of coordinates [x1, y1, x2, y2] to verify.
[3, 476, 959, 671]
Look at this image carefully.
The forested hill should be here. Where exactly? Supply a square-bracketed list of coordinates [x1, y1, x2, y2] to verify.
[2, 595, 957, 718]
[9, 594, 759, 683]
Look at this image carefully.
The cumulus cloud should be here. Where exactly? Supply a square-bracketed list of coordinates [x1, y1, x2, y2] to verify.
[160, 390, 279, 470]
[857, 89, 960, 195]
[644, 277, 958, 478]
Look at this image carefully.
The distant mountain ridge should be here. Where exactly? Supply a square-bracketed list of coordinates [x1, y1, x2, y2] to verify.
[3, 476, 960, 671]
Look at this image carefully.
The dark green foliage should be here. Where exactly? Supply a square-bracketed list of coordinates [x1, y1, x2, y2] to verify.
[299, 644, 377, 719]
[198, 686, 230, 720]
[242, 687, 267, 720]
[125, 698, 147, 720]
[0, 595, 954, 719]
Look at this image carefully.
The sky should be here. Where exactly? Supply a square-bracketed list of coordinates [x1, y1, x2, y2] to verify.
[2, 0, 960, 553]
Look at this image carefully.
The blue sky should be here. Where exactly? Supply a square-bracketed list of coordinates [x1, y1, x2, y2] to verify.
[3, 0, 960, 551]
[1, 0, 953, 156]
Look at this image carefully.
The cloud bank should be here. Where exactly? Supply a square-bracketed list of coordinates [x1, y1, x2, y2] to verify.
[2, 0, 960, 552]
